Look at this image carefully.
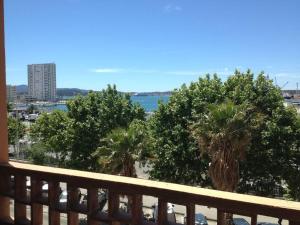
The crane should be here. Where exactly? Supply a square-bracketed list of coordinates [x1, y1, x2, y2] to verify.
[280, 81, 288, 89]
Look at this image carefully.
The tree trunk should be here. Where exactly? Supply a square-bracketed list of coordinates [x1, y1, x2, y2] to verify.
[209, 141, 239, 225]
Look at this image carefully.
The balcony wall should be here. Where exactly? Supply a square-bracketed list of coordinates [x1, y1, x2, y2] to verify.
[0, 161, 300, 225]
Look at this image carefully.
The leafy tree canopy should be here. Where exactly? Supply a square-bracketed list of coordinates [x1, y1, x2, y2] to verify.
[285, 115, 300, 200]
[94, 119, 151, 177]
[30, 85, 145, 171]
[66, 85, 145, 170]
[7, 103, 13, 112]
[191, 101, 252, 192]
[149, 74, 223, 185]
[150, 70, 300, 198]
[8, 117, 26, 146]
[30, 110, 71, 166]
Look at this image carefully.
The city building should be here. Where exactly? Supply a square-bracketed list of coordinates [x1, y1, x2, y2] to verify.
[28, 63, 56, 101]
[6, 84, 16, 102]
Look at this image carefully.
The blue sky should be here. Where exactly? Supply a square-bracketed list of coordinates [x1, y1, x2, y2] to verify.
[4, 0, 300, 92]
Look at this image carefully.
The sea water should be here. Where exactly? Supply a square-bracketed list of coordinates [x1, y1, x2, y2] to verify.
[39, 95, 170, 113]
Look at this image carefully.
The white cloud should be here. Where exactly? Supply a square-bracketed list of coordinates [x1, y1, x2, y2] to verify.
[91, 68, 122, 73]
[215, 68, 233, 76]
[90, 68, 200, 75]
[90, 67, 235, 76]
[164, 4, 182, 13]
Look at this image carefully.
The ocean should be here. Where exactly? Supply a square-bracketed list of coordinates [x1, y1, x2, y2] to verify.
[39, 95, 170, 113]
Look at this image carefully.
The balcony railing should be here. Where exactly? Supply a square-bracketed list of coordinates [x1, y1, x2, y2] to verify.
[0, 161, 300, 225]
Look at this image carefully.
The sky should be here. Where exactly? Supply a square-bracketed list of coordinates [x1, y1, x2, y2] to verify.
[4, 0, 300, 92]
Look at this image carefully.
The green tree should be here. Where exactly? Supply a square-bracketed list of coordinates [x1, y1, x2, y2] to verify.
[7, 102, 13, 112]
[8, 117, 26, 146]
[191, 101, 251, 192]
[192, 101, 252, 225]
[27, 142, 55, 165]
[281, 113, 300, 200]
[66, 85, 145, 171]
[149, 75, 224, 185]
[150, 70, 300, 199]
[94, 119, 150, 177]
[30, 110, 71, 166]
[224, 71, 300, 196]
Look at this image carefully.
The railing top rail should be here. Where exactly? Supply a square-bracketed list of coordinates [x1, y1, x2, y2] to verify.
[1, 161, 300, 220]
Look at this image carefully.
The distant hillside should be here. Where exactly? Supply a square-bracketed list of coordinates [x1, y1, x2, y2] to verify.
[16, 85, 28, 94]
[15, 85, 171, 97]
[56, 88, 90, 97]
[133, 91, 172, 96]
[16, 85, 90, 96]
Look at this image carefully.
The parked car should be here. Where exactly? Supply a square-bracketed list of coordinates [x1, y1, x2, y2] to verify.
[257, 222, 281, 225]
[183, 213, 208, 225]
[98, 189, 108, 211]
[25, 179, 48, 191]
[59, 190, 68, 203]
[233, 218, 250, 225]
[59, 190, 68, 209]
[80, 189, 108, 212]
[151, 203, 176, 223]
[195, 213, 208, 225]
[28, 113, 38, 121]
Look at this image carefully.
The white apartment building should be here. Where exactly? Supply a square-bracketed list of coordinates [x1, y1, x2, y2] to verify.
[6, 85, 16, 102]
[28, 63, 56, 101]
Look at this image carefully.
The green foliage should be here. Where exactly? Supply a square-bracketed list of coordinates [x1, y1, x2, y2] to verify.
[94, 119, 151, 177]
[65, 85, 145, 171]
[191, 101, 251, 192]
[8, 117, 26, 145]
[223, 71, 299, 196]
[27, 142, 56, 165]
[150, 70, 300, 199]
[149, 75, 224, 185]
[30, 110, 71, 166]
[30, 85, 145, 171]
[7, 103, 13, 112]
[278, 113, 300, 200]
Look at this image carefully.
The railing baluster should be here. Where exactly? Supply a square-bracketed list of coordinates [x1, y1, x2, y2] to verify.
[48, 181, 60, 225]
[31, 177, 43, 225]
[0, 171, 11, 222]
[290, 220, 300, 225]
[67, 184, 79, 225]
[251, 215, 257, 225]
[14, 174, 27, 224]
[108, 191, 120, 225]
[131, 194, 142, 225]
[87, 188, 98, 225]
[157, 199, 167, 225]
[186, 203, 195, 225]
[217, 209, 225, 225]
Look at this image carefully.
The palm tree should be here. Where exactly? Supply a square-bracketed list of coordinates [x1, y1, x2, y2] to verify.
[192, 101, 251, 225]
[192, 101, 251, 192]
[94, 119, 150, 177]
[94, 119, 150, 214]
